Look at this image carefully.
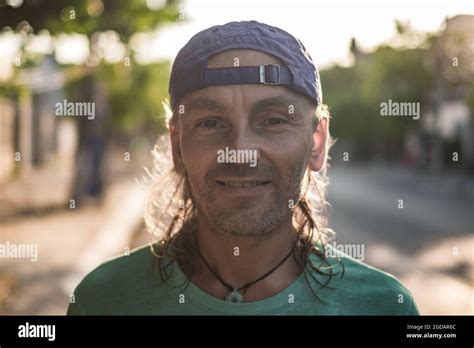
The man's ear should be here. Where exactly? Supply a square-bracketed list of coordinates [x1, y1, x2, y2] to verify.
[170, 121, 185, 174]
[308, 118, 328, 172]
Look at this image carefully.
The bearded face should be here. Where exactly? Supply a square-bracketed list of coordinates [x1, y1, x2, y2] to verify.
[171, 49, 324, 239]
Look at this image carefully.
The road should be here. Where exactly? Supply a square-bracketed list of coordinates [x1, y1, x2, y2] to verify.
[326, 164, 473, 314]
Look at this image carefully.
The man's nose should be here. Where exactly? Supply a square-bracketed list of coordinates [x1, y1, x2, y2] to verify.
[226, 121, 261, 162]
[228, 122, 254, 148]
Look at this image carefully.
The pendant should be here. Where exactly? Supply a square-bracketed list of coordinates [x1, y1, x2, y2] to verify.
[225, 289, 243, 303]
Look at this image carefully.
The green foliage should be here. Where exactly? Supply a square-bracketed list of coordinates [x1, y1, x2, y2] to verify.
[0, 0, 180, 39]
[321, 43, 434, 158]
[321, 65, 376, 141]
[1, 0, 181, 136]
[467, 82, 474, 114]
[362, 46, 433, 104]
[61, 61, 171, 136]
[98, 62, 170, 134]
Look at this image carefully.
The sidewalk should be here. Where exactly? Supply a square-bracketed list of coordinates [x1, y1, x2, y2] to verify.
[0, 178, 146, 315]
[0, 156, 74, 221]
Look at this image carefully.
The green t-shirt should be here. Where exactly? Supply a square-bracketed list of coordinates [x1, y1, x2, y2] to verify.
[67, 243, 419, 315]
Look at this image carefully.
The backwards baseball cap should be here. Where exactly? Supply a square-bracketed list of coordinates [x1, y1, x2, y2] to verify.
[169, 20, 322, 109]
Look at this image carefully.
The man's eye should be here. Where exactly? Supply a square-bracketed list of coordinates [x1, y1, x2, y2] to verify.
[197, 119, 221, 128]
[262, 117, 288, 126]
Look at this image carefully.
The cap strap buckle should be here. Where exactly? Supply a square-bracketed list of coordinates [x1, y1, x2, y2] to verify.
[259, 64, 280, 85]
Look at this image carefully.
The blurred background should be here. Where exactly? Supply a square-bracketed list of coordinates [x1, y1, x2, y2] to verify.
[0, 0, 472, 315]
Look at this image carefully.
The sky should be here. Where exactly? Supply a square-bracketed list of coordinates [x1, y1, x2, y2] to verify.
[0, 0, 472, 80]
[141, 0, 474, 68]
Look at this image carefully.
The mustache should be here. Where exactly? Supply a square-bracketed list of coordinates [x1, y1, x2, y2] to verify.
[205, 162, 277, 182]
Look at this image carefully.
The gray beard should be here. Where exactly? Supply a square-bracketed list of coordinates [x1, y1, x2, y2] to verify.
[188, 167, 305, 239]
[200, 194, 289, 238]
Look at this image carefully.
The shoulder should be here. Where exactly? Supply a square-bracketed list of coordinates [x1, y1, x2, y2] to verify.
[310, 243, 419, 315]
[77, 244, 154, 289]
[67, 244, 156, 315]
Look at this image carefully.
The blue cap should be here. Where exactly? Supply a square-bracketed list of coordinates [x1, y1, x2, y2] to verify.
[169, 20, 322, 109]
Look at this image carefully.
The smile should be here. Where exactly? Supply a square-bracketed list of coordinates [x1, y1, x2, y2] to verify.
[216, 180, 270, 188]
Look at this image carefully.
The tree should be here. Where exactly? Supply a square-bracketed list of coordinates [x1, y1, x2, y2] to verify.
[0, 0, 181, 204]
[321, 24, 434, 162]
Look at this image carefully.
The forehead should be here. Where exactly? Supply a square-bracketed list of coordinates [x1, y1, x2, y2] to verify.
[181, 85, 300, 113]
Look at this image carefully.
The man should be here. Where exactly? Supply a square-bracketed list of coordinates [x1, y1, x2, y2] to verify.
[67, 21, 419, 315]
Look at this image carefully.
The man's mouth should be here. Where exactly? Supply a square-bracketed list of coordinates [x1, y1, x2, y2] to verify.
[216, 179, 271, 188]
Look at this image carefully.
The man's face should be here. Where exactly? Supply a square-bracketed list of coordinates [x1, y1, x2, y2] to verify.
[171, 49, 326, 238]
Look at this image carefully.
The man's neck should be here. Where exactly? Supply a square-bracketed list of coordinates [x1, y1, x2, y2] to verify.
[190, 216, 303, 302]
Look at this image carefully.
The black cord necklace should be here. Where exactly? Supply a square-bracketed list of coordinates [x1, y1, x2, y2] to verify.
[196, 243, 296, 303]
